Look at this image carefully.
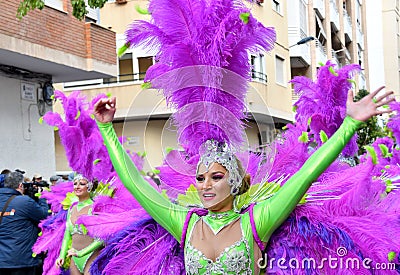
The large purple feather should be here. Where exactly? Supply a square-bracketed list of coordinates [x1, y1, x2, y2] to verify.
[125, 0, 276, 154]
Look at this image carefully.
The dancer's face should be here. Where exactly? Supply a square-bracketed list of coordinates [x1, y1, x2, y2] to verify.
[73, 179, 90, 199]
[196, 162, 234, 212]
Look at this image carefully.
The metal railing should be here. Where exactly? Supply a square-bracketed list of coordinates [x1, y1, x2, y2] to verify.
[103, 72, 147, 84]
[251, 70, 268, 83]
[65, 70, 268, 89]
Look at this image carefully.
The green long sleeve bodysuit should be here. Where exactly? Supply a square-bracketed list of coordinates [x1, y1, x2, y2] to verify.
[97, 116, 361, 275]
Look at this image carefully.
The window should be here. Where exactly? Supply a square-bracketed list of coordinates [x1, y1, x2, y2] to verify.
[138, 57, 154, 80]
[250, 54, 266, 82]
[119, 53, 134, 81]
[272, 0, 281, 13]
[85, 0, 99, 22]
[275, 55, 285, 85]
[45, 0, 63, 11]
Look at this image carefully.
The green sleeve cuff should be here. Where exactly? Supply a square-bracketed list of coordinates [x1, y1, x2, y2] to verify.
[76, 239, 103, 257]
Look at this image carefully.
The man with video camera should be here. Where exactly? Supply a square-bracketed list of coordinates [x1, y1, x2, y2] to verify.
[23, 174, 49, 202]
[0, 171, 49, 275]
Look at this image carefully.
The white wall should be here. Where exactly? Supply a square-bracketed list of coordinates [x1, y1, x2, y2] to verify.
[0, 75, 56, 181]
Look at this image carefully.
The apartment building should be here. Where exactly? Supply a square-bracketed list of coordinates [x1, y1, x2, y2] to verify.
[381, 0, 400, 95]
[289, 0, 369, 92]
[58, 0, 294, 172]
[0, 0, 117, 178]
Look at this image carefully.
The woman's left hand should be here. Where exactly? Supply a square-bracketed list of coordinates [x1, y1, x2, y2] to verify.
[346, 86, 395, 122]
[67, 248, 78, 257]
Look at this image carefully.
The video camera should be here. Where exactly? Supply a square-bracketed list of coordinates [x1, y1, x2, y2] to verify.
[22, 181, 49, 201]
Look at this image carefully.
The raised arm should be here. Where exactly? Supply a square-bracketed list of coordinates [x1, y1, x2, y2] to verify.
[94, 97, 188, 241]
[254, 87, 395, 241]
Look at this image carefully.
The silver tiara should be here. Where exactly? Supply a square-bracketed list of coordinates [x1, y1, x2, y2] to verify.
[198, 140, 242, 195]
[73, 174, 93, 191]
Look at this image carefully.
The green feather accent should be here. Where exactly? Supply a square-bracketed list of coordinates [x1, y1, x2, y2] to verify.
[106, 92, 112, 98]
[135, 5, 149, 14]
[385, 179, 393, 193]
[61, 192, 79, 210]
[93, 159, 101, 165]
[347, 79, 357, 89]
[54, 126, 59, 131]
[118, 43, 130, 57]
[91, 182, 115, 198]
[90, 114, 95, 119]
[319, 130, 328, 143]
[388, 251, 396, 262]
[141, 82, 152, 89]
[165, 147, 174, 154]
[50, 94, 55, 100]
[364, 145, 377, 164]
[38, 117, 44, 124]
[32, 253, 37, 257]
[239, 12, 250, 24]
[318, 61, 324, 66]
[378, 144, 390, 157]
[80, 224, 88, 235]
[74, 110, 81, 120]
[233, 181, 280, 211]
[152, 169, 160, 174]
[299, 193, 308, 204]
[177, 184, 201, 207]
[329, 66, 338, 76]
[307, 117, 312, 126]
[292, 105, 297, 112]
[298, 132, 309, 143]
[38, 231, 42, 237]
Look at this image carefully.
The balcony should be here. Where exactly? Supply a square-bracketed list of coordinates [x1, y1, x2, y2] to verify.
[343, 10, 353, 43]
[0, 2, 117, 83]
[330, 0, 340, 32]
[64, 70, 268, 90]
[356, 24, 365, 50]
[288, 27, 312, 68]
[314, 0, 325, 19]
[316, 40, 328, 65]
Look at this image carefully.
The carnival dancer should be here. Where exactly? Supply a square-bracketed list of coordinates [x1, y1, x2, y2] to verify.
[93, 85, 394, 274]
[55, 175, 103, 275]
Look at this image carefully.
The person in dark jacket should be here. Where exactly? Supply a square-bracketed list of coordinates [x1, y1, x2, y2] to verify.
[0, 171, 49, 275]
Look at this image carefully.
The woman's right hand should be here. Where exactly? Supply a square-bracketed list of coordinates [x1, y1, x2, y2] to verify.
[55, 257, 64, 268]
[93, 97, 117, 123]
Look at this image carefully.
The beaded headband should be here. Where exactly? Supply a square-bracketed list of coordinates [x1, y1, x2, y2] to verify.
[198, 140, 242, 195]
[73, 174, 93, 192]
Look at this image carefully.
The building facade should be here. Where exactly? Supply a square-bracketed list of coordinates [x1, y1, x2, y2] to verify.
[0, 0, 117, 179]
[289, 0, 369, 93]
[56, 0, 295, 173]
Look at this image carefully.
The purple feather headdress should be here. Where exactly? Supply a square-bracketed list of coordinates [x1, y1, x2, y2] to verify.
[125, 0, 276, 155]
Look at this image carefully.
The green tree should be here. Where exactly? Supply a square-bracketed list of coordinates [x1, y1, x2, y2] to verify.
[17, 0, 108, 21]
[354, 89, 389, 155]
